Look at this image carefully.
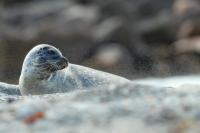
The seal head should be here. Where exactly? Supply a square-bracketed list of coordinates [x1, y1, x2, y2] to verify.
[20, 44, 68, 80]
[19, 44, 68, 95]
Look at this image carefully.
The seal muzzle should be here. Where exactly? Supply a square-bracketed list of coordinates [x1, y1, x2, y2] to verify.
[56, 57, 68, 70]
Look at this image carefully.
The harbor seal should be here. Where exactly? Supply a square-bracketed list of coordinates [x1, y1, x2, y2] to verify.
[19, 44, 130, 95]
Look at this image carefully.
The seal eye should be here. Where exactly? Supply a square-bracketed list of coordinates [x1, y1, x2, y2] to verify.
[48, 50, 56, 55]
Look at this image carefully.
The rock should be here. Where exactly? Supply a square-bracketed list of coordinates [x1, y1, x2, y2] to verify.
[173, 0, 200, 17]
[177, 19, 200, 39]
[84, 43, 133, 77]
[173, 0, 200, 39]
[137, 12, 175, 45]
[0, 76, 199, 132]
[174, 37, 200, 54]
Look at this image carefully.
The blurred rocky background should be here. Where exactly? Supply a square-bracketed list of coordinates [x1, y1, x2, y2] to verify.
[0, 0, 200, 83]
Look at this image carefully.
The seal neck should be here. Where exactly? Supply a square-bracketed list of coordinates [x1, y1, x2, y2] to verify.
[19, 65, 52, 95]
[20, 66, 51, 81]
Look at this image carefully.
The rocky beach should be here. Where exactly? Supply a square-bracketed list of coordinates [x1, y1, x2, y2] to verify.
[0, 0, 200, 132]
[0, 76, 199, 133]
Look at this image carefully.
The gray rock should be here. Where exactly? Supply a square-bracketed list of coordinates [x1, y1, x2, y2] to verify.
[0, 82, 20, 95]
[0, 78, 199, 132]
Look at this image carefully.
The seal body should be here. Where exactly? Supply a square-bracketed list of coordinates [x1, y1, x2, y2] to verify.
[19, 44, 130, 95]
[21, 63, 129, 95]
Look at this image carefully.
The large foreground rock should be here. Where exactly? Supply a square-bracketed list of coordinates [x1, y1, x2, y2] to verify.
[0, 76, 200, 133]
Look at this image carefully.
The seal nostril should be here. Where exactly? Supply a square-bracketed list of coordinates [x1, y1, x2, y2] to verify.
[63, 60, 68, 68]
[56, 57, 68, 69]
[61, 57, 68, 66]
